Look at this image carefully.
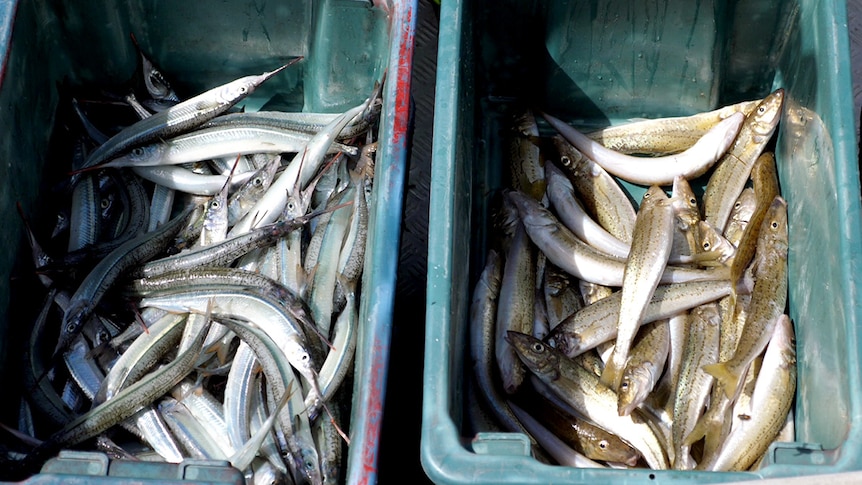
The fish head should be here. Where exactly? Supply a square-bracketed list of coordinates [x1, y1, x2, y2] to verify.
[671, 175, 700, 226]
[552, 136, 591, 176]
[506, 190, 556, 231]
[120, 143, 165, 166]
[617, 366, 653, 416]
[592, 436, 642, 467]
[731, 187, 757, 223]
[545, 328, 586, 359]
[759, 196, 789, 253]
[506, 330, 557, 375]
[641, 184, 670, 208]
[750, 88, 785, 141]
[219, 57, 304, 105]
[54, 300, 94, 358]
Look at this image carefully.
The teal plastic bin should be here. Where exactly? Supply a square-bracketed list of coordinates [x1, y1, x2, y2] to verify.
[0, 0, 415, 483]
[423, 0, 862, 483]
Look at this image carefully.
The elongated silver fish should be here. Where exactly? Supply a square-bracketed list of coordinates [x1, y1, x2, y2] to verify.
[542, 111, 744, 185]
[552, 136, 636, 243]
[584, 99, 760, 154]
[82, 60, 301, 170]
[470, 250, 533, 437]
[617, 319, 670, 417]
[508, 190, 730, 288]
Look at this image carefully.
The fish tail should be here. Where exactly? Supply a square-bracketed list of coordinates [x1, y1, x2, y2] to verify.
[702, 362, 739, 399]
[683, 416, 708, 448]
[685, 410, 731, 467]
[727, 285, 738, 313]
[599, 358, 624, 391]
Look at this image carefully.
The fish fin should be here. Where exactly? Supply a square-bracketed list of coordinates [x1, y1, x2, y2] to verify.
[684, 416, 708, 448]
[617, 401, 636, 417]
[599, 359, 623, 391]
[701, 362, 739, 399]
[215, 340, 232, 367]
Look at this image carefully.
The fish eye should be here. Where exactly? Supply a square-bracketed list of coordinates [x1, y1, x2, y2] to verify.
[771, 221, 779, 229]
[66, 323, 77, 333]
[210, 200, 220, 209]
[531, 342, 544, 352]
[560, 156, 571, 166]
[620, 381, 629, 390]
[238, 85, 248, 94]
[702, 241, 711, 250]
[132, 147, 145, 157]
[101, 198, 111, 209]
[599, 440, 608, 449]
[253, 177, 263, 186]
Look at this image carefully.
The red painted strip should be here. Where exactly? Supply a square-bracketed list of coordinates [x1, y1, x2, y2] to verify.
[391, 4, 415, 151]
[355, 0, 415, 483]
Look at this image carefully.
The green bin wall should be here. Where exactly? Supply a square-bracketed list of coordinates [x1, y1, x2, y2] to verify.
[423, 0, 862, 483]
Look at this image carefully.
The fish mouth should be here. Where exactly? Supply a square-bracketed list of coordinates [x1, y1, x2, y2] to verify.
[260, 56, 305, 81]
[624, 453, 642, 467]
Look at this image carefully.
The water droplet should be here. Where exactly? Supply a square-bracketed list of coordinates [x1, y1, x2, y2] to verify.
[597, 75, 603, 80]
[637, 52, 644, 59]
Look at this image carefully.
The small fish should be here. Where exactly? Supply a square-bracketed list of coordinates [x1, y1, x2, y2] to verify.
[703, 196, 788, 399]
[723, 187, 757, 247]
[507, 331, 669, 469]
[699, 315, 796, 471]
[618, 320, 670, 417]
[601, 186, 675, 391]
[671, 303, 721, 469]
[585, 99, 761, 154]
[702, 88, 784, 233]
[495, 218, 536, 394]
[81, 59, 301, 170]
[542, 111, 744, 185]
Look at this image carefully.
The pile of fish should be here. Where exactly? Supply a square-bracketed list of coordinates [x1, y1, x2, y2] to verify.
[6, 44, 380, 485]
[469, 88, 796, 472]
